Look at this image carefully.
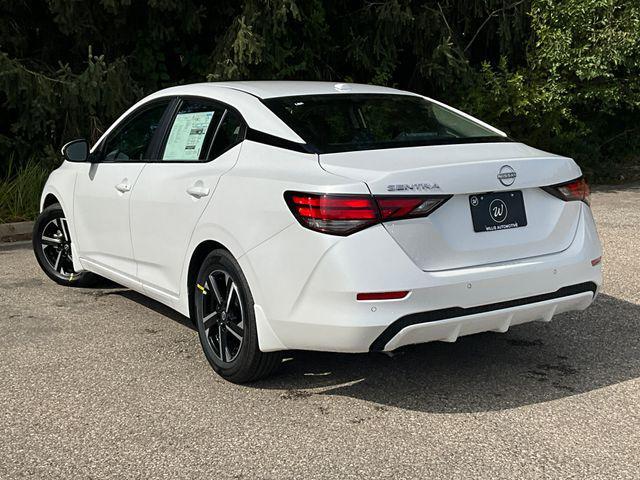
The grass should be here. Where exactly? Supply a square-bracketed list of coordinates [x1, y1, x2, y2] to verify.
[0, 158, 51, 224]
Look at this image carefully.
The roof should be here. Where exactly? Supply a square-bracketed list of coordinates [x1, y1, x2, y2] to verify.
[93, 81, 503, 151]
[182, 81, 414, 99]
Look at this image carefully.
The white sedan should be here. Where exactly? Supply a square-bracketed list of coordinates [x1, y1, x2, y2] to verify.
[33, 81, 603, 382]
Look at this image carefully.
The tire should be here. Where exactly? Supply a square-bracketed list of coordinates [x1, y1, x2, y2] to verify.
[32, 203, 98, 287]
[194, 249, 282, 383]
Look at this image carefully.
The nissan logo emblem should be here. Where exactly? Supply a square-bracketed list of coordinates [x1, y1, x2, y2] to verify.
[497, 165, 516, 186]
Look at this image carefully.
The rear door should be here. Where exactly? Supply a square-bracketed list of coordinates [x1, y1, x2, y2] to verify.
[130, 97, 246, 300]
[74, 99, 171, 281]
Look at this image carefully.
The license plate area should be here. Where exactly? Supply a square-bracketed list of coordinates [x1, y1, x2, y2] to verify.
[469, 191, 527, 232]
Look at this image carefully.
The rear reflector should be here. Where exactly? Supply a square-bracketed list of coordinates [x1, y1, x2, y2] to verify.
[591, 256, 602, 266]
[357, 291, 410, 301]
[543, 177, 591, 205]
[285, 191, 451, 236]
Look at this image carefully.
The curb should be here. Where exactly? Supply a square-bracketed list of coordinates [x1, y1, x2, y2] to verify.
[0, 221, 34, 243]
[0, 240, 31, 250]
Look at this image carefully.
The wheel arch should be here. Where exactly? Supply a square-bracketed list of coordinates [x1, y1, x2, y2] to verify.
[184, 238, 286, 352]
[42, 193, 60, 210]
[40, 183, 71, 218]
[186, 240, 230, 321]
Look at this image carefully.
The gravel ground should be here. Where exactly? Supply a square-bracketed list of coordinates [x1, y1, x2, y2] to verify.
[1, 185, 639, 479]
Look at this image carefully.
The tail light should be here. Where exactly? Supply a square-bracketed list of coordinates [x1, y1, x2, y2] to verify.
[543, 177, 590, 205]
[284, 192, 379, 235]
[284, 191, 451, 236]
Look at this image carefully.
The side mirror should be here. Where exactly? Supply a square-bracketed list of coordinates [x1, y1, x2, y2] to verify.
[61, 139, 89, 162]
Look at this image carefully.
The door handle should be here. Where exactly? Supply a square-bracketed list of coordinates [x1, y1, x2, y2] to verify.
[115, 182, 131, 193]
[186, 184, 210, 198]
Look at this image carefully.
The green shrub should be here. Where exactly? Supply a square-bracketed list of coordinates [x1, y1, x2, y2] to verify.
[0, 1, 638, 223]
[461, 0, 640, 182]
[0, 157, 50, 223]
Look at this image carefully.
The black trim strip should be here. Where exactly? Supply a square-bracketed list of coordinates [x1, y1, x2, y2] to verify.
[310, 135, 514, 154]
[149, 97, 182, 160]
[246, 128, 318, 154]
[369, 281, 597, 352]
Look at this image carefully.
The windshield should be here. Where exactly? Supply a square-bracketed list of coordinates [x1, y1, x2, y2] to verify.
[263, 94, 509, 153]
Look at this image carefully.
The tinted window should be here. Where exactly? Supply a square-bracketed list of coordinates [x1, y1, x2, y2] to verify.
[263, 94, 508, 153]
[162, 99, 223, 162]
[102, 100, 170, 161]
[208, 110, 245, 159]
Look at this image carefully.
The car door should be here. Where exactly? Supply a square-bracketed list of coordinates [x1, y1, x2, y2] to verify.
[74, 99, 172, 283]
[130, 97, 246, 300]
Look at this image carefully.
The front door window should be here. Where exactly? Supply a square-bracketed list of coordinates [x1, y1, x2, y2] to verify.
[102, 100, 170, 161]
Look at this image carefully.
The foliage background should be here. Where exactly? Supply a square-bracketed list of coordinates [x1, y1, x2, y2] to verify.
[1, 0, 639, 220]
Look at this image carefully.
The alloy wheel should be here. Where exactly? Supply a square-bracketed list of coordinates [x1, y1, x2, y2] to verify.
[40, 217, 76, 278]
[200, 269, 245, 363]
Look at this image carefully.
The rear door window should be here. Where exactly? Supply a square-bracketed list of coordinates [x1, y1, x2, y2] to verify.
[161, 99, 224, 162]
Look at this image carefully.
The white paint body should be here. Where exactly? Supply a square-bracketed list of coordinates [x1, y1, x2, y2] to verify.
[41, 81, 603, 353]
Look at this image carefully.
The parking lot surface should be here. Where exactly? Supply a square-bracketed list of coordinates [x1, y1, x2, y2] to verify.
[1, 185, 639, 479]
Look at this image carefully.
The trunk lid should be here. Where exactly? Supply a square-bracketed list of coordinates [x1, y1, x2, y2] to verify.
[319, 142, 583, 271]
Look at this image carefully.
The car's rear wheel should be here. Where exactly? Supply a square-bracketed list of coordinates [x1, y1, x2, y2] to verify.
[195, 249, 282, 383]
[32, 203, 97, 287]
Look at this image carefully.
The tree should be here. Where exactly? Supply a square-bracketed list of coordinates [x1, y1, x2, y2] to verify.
[0, 0, 638, 182]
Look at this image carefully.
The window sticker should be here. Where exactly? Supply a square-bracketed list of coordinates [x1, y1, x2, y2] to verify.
[163, 111, 216, 161]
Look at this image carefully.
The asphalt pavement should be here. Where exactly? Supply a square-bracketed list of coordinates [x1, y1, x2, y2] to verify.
[1, 185, 639, 479]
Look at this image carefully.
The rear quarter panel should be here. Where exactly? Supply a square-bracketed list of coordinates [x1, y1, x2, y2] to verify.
[177, 140, 368, 316]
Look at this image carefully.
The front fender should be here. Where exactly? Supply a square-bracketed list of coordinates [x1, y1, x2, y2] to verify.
[39, 163, 82, 271]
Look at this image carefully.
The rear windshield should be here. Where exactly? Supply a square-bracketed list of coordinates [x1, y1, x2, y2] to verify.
[263, 94, 510, 153]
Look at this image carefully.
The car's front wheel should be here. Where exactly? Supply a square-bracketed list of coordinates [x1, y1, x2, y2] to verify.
[32, 203, 97, 287]
[195, 249, 282, 383]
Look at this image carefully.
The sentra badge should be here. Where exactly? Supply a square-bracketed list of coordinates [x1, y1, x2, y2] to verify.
[387, 183, 440, 192]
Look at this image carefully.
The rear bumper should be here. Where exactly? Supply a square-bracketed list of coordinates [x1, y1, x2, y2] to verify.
[370, 282, 596, 351]
[243, 203, 602, 352]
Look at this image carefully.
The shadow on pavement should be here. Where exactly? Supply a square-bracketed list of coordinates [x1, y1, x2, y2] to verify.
[115, 289, 197, 331]
[252, 294, 640, 413]
[103, 286, 639, 413]
[81, 278, 196, 331]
